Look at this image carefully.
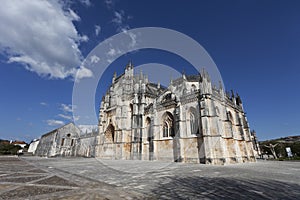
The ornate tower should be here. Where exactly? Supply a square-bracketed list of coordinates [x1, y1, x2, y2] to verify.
[198, 68, 226, 164]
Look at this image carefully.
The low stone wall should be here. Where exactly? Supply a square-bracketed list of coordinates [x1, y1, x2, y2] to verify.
[76, 134, 97, 157]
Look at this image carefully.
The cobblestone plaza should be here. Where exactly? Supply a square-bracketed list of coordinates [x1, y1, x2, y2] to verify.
[0, 156, 299, 199]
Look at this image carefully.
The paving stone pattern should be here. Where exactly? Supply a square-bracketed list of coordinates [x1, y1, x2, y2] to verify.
[0, 156, 300, 199]
[0, 157, 140, 199]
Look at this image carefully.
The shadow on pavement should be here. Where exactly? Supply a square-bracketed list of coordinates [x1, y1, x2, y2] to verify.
[149, 176, 300, 199]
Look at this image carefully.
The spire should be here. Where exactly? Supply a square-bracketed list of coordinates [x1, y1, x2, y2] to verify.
[231, 90, 235, 99]
[126, 60, 133, 69]
[218, 80, 223, 90]
[129, 60, 132, 68]
[140, 69, 143, 80]
[236, 93, 242, 105]
[112, 71, 117, 83]
[199, 71, 203, 82]
[182, 69, 186, 80]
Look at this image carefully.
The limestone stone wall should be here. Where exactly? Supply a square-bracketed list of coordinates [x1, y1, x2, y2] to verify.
[96, 62, 258, 165]
[76, 133, 97, 157]
[35, 131, 57, 157]
[28, 140, 40, 155]
[35, 123, 80, 157]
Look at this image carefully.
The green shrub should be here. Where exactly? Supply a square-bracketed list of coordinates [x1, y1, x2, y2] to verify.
[0, 143, 21, 155]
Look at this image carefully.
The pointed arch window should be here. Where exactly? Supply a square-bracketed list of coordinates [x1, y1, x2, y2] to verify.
[190, 113, 197, 135]
[162, 112, 174, 138]
[163, 122, 169, 137]
[146, 117, 152, 141]
[61, 138, 65, 146]
[190, 112, 199, 135]
[227, 111, 234, 124]
[191, 84, 196, 92]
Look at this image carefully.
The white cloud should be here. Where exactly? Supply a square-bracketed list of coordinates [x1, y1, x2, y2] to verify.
[107, 48, 121, 57]
[106, 48, 122, 64]
[79, 0, 91, 7]
[40, 102, 48, 106]
[104, 0, 115, 9]
[110, 10, 137, 48]
[74, 116, 80, 122]
[121, 28, 137, 48]
[105, 34, 136, 63]
[112, 11, 124, 27]
[111, 10, 133, 33]
[58, 114, 80, 121]
[68, 9, 81, 21]
[90, 55, 100, 64]
[76, 66, 93, 80]
[0, 0, 91, 80]
[78, 124, 98, 134]
[80, 35, 89, 42]
[58, 114, 72, 120]
[47, 119, 64, 126]
[61, 104, 73, 113]
[128, 32, 137, 47]
[95, 25, 101, 36]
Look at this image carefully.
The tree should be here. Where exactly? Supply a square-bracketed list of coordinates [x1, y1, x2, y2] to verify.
[0, 143, 22, 155]
[264, 143, 279, 159]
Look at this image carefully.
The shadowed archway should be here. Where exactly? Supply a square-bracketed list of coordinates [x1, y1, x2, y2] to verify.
[146, 117, 153, 160]
[104, 124, 115, 143]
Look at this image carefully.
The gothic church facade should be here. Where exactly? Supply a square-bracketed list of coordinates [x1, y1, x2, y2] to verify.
[97, 62, 257, 165]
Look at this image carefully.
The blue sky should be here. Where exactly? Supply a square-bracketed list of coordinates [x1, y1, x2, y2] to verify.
[0, 0, 299, 142]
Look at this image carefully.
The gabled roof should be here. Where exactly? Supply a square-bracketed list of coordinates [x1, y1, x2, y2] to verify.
[11, 141, 27, 145]
[114, 73, 125, 83]
[146, 82, 167, 96]
[186, 74, 200, 82]
[41, 122, 78, 138]
[173, 74, 200, 83]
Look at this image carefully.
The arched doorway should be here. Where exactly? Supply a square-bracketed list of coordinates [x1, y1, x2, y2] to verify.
[105, 124, 115, 143]
[146, 117, 153, 160]
[189, 107, 199, 136]
[162, 111, 181, 162]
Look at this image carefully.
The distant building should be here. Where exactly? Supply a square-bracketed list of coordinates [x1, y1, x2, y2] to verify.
[35, 123, 80, 157]
[11, 140, 27, 148]
[28, 139, 40, 155]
